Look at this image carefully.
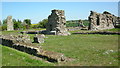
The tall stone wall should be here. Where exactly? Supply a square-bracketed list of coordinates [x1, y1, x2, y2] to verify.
[46, 9, 70, 36]
[7, 16, 14, 31]
[88, 11, 117, 30]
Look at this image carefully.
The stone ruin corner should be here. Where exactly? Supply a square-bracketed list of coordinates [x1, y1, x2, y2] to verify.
[88, 11, 118, 31]
[46, 9, 71, 36]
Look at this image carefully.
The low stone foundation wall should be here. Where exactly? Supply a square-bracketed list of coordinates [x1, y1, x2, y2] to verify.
[20, 30, 42, 34]
[73, 31, 120, 35]
[0, 35, 72, 63]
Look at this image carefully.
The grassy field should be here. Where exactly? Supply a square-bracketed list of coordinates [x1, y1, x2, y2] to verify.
[1, 44, 53, 66]
[41, 34, 118, 66]
[1, 28, 119, 66]
[102, 28, 120, 32]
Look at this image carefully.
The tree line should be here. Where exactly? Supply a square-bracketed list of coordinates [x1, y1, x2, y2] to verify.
[0, 18, 90, 31]
[0, 19, 48, 31]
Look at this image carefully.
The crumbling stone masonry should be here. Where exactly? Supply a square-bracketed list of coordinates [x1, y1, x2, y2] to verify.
[0, 34, 72, 62]
[88, 11, 118, 30]
[33, 34, 45, 43]
[7, 16, 14, 31]
[46, 9, 70, 36]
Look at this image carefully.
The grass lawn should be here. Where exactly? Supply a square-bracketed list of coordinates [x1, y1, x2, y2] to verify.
[1, 44, 53, 66]
[102, 28, 120, 32]
[1, 28, 119, 66]
[0, 45, 2, 67]
[41, 34, 118, 66]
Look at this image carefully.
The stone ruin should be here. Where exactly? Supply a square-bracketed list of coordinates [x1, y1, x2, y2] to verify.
[46, 9, 70, 36]
[7, 16, 14, 31]
[33, 34, 45, 43]
[88, 11, 118, 30]
[78, 19, 85, 27]
[0, 34, 73, 62]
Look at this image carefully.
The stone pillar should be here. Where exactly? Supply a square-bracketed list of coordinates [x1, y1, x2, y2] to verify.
[7, 16, 14, 31]
[46, 9, 70, 36]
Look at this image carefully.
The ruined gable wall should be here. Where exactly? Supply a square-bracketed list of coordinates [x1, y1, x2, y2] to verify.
[88, 11, 116, 30]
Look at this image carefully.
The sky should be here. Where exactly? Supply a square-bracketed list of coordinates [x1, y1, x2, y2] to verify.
[2, 2, 118, 24]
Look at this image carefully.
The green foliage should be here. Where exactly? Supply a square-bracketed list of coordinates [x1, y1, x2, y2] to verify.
[82, 20, 89, 26]
[38, 19, 48, 28]
[2, 24, 7, 31]
[66, 20, 89, 27]
[13, 19, 22, 30]
[1, 18, 33, 30]
[23, 19, 32, 29]
[23, 19, 31, 25]
[3, 19, 7, 24]
[66, 22, 79, 27]
[1, 19, 7, 31]
[0, 20, 1, 25]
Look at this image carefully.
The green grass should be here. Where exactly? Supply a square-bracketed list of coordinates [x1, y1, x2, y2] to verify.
[1, 28, 45, 35]
[102, 28, 120, 32]
[1, 44, 53, 66]
[0, 45, 2, 67]
[1, 28, 119, 66]
[69, 28, 120, 33]
[41, 34, 118, 66]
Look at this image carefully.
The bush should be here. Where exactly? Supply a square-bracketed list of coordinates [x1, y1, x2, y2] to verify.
[2, 24, 7, 31]
[38, 19, 48, 28]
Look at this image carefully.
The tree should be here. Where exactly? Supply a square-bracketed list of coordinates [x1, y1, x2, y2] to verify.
[38, 19, 48, 28]
[13, 19, 22, 30]
[0, 20, 1, 26]
[2, 19, 7, 31]
[23, 19, 31, 29]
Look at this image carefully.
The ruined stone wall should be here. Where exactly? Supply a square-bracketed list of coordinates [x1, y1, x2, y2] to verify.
[7, 16, 14, 31]
[46, 9, 70, 36]
[0, 34, 70, 62]
[88, 11, 117, 30]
